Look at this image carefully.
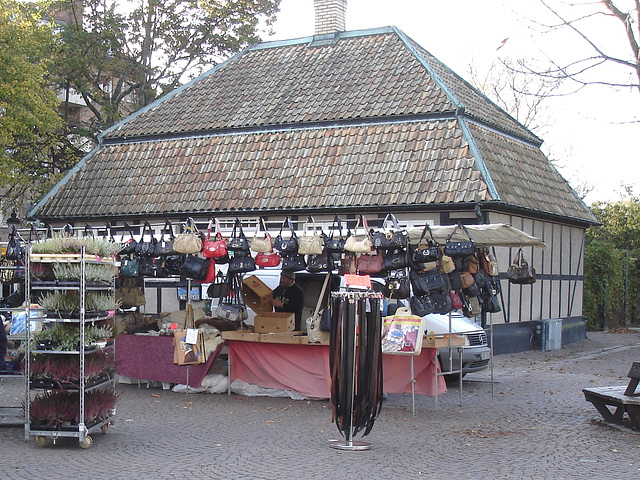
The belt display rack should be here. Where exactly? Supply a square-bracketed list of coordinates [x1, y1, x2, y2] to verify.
[328, 291, 383, 451]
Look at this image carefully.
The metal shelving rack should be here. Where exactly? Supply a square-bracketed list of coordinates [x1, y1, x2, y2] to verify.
[24, 246, 118, 448]
[0, 254, 27, 424]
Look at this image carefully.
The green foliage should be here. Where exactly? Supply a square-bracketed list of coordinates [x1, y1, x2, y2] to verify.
[0, 0, 67, 212]
[584, 196, 640, 329]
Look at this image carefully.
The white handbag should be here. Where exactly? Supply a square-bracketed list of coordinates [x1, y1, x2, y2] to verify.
[250, 217, 273, 253]
[306, 272, 331, 344]
[297, 217, 324, 255]
[343, 215, 373, 254]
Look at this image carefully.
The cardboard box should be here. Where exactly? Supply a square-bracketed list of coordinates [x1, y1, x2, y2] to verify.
[423, 335, 466, 348]
[254, 312, 295, 334]
[259, 332, 309, 344]
[220, 330, 262, 342]
[242, 275, 273, 314]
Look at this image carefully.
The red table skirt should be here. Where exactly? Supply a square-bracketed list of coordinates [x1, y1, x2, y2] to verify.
[228, 341, 446, 398]
[115, 334, 222, 388]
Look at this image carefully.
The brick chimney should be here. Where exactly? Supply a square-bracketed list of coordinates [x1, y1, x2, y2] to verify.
[314, 0, 347, 35]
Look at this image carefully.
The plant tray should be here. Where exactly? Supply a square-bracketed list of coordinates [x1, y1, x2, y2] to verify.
[30, 253, 117, 263]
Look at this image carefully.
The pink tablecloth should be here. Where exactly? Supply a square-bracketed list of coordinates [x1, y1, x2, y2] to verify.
[115, 334, 222, 388]
[228, 341, 446, 398]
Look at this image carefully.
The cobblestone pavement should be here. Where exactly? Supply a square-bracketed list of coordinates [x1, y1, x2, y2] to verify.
[1, 330, 639, 480]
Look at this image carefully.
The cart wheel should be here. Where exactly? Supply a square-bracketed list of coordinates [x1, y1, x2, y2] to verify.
[101, 423, 109, 435]
[79, 436, 93, 449]
[34, 436, 49, 448]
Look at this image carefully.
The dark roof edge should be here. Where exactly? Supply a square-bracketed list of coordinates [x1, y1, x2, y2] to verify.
[457, 115, 500, 201]
[33, 201, 598, 228]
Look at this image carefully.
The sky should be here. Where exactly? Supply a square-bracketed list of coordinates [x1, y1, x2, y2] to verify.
[266, 0, 640, 205]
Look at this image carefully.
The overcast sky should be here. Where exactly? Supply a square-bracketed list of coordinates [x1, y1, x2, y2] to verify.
[267, 0, 640, 205]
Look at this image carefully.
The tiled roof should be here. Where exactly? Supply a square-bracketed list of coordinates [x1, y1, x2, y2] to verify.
[37, 120, 487, 219]
[32, 26, 596, 224]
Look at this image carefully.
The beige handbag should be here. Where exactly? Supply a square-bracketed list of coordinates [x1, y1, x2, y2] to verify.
[298, 217, 324, 255]
[173, 217, 203, 254]
[344, 215, 373, 254]
[250, 217, 273, 253]
[440, 253, 456, 273]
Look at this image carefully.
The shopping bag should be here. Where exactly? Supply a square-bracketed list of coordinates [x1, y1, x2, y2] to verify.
[173, 304, 206, 365]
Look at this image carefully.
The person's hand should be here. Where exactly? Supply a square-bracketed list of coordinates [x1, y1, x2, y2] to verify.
[270, 299, 283, 308]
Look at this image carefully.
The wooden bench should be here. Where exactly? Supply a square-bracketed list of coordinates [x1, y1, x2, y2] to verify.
[583, 361, 640, 429]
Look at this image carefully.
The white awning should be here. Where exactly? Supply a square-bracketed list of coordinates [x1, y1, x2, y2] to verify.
[407, 223, 547, 249]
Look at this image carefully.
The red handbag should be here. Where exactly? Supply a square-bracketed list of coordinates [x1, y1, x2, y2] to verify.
[255, 250, 281, 268]
[357, 253, 384, 275]
[202, 218, 228, 259]
[449, 290, 463, 310]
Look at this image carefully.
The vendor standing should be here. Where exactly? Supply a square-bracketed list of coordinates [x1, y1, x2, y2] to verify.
[270, 270, 305, 330]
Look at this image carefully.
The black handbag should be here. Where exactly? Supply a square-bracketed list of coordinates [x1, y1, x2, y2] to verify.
[306, 251, 334, 273]
[444, 223, 475, 258]
[119, 222, 138, 255]
[484, 294, 502, 313]
[181, 256, 210, 281]
[138, 256, 162, 277]
[412, 224, 442, 263]
[274, 217, 298, 253]
[155, 219, 177, 256]
[382, 248, 412, 271]
[120, 257, 140, 277]
[506, 248, 536, 285]
[281, 252, 306, 271]
[228, 251, 256, 274]
[383, 271, 410, 299]
[410, 268, 445, 296]
[136, 220, 159, 257]
[160, 254, 186, 276]
[410, 294, 434, 316]
[207, 271, 230, 299]
[227, 218, 250, 252]
[430, 291, 453, 314]
[448, 270, 463, 291]
[371, 214, 408, 250]
[326, 215, 346, 253]
[319, 307, 331, 332]
[5, 227, 24, 261]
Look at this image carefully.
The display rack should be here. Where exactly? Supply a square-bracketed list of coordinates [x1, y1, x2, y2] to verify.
[0, 254, 27, 424]
[24, 246, 118, 448]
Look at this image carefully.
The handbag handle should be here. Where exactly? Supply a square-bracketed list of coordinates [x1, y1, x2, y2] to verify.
[140, 220, 153, 242]
[381, 213, 400, 231]
[304, 216, 318, 237]
[278, 217, 297, 239]
[121, 221, 135, 243]
[330, 215, 343, 239]
[446, 222, 473, 243]
[181, 304, 195, 330]
[313, 272, 332, 318]
[417, 224, 438, 246]
[160, 219, 175, 242]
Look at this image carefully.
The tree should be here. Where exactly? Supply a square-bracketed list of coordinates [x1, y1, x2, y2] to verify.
[0, 0, 66, 213]
[522, 0, 640, 93]
[51, 0, 281, 135]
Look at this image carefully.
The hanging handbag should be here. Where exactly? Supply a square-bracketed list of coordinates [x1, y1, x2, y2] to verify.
[449, 290, 463, 310]
[484, 294, 502, 313]
[155, 220, 177, 256]
[412, 224, 442, 263]
[273, 217, 299, 254]
[160, 254, 186, 276]
[338, 251, 357, 275]
[255, 249, 281, 268]
[448, 270, 463, 291]
[506, 248, 536, 284]
[462, 295, 482, 318]
[173, 217, 203, 254]
[410, 268, 445, 296]
[227, 217, 250, 252]
[383, 271, 411, 299]
[480, 248, 500, 277]
[207, 271, 230, 298]
[135, 220, 158, 257]
[5, 227, 24, 261]
[297, 217, 325, 255]
[326, 215, 346, 253]
[444, 223, 475, 258]
[138, 256, 162, 277]
[440, 253, 455, 273]
[410, 294, 435, 316]
[382, 248, 412, 271]
[343, 215, 373, 253]
[465, 255, 480, 274]
[371, 213, 408, 250]
[203, 218, 229, 258]
[306, 251, 334, 273]
[119, 221, 138, 255]
[306, 273, 331, 344]
[0, 256, 17, 284]
[215, 274, 248, 322]
[357, 253, 384, 275]
[228, 251, 256, 274]
[460, 271, 475, 289]
[281, 252, 306, 272]
[116, 278, 147, 307]
[120, 257, 140, 277]
[173, 304, 206, 365]
[181, 255, 210, 281]
[250, 217, 273, 254]
[430, 291, 453, 314]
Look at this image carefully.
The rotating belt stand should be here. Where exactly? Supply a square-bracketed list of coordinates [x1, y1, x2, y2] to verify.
[329, 291, 383, 451]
